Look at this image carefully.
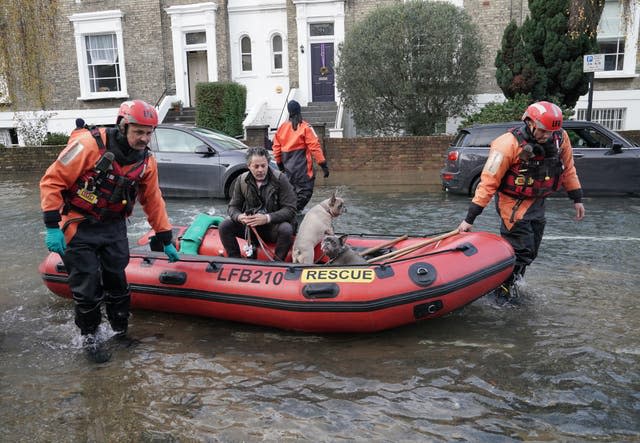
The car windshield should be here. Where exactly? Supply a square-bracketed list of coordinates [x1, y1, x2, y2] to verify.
[191, 127, 247, 151]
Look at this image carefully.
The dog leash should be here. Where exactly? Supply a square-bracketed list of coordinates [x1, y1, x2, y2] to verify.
[249, 226, 276, 261]
[314, 253, 328, 264]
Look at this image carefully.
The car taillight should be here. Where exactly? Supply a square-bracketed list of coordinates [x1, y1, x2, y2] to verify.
[442, 173, 454, 181]
[447, 151, 459, 162]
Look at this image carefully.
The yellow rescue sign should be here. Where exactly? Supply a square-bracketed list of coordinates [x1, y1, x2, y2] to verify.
[301, 268, 375, 283]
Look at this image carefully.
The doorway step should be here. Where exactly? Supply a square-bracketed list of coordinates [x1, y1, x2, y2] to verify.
[163, 107, 196, 125]
[302, 102, 337, 128]
[301, 102, 338, 139]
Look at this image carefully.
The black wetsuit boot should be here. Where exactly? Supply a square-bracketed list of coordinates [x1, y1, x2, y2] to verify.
[76, 304, 111, 363]
[493, 264, 526, 305]
[81, 333, 111, 363]
[105, 288, 130, 338]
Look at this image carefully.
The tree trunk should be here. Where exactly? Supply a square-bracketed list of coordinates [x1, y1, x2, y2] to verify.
[568, 0, 605, 37]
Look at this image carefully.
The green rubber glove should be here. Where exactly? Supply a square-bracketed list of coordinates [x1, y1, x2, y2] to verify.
[45, 227, 66, 255]
[163, 243, 180, 263]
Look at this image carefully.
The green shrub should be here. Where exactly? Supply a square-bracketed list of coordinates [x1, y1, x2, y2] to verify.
[195, 82, 247, 137]
[459, 94, 574, 130]
[43, 132, 69, 146]
[459, 94, 532, 129]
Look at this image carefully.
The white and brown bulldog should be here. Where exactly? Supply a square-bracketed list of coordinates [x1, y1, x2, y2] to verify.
[291, 192, 346, 264]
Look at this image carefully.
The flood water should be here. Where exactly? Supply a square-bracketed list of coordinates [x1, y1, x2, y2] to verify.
[1, 172, 639, 442]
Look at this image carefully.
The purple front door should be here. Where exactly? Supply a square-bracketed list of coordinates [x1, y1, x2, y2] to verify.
[310, 43, 335, 102]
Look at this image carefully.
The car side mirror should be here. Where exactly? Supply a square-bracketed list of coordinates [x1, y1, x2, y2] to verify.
[195, 144, 215, 156]
[605, 142, 623, 156]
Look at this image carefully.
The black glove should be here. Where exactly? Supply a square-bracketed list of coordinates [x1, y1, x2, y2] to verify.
[320, 162, 330, 178]
[277, 162, 285, 172]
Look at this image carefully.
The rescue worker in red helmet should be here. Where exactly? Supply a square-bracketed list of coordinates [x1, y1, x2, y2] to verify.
[40, 99, 179, 362]
[458, 101, 586, 302]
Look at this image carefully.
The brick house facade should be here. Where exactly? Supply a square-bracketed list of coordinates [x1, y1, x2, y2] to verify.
[0, 0, 638, 146]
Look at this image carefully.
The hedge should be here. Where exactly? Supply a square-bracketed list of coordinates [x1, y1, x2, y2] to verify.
[195, 82, 247, 137]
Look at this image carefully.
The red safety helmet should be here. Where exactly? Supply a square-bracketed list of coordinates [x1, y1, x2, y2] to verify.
[522, 101, 563, 131]
[116, 100, 158, 128]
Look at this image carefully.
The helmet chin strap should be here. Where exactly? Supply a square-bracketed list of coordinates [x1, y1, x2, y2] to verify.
[523, 119, 536, 138]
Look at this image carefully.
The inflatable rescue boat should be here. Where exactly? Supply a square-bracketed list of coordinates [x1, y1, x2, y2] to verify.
[39, 215, 515, 333]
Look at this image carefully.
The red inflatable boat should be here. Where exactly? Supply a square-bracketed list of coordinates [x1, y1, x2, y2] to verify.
[39, 222, 515, 333]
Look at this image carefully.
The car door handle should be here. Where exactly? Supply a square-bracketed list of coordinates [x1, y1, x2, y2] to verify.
[573, 153, 584, 158]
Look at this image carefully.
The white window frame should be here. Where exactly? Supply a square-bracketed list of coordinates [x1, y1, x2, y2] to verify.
[69, 10, 128, 100]
[270, 33, 284, 73]
[596, 1, 639, 79]
[240, 35, 253, 72]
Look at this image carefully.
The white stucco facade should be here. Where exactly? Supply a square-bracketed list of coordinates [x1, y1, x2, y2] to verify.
[228, 0, 289, 129]
[227, 0, 345, 129]
[1, 0, 639, 145]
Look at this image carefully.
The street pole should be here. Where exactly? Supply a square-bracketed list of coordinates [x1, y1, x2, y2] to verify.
[586, 71, 594, 122]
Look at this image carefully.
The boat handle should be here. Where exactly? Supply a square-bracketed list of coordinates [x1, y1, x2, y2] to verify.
[159, 271, 187, 285]
[302, 283, 339, 299]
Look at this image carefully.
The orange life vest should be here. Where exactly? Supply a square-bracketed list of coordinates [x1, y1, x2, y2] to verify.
[64, 128, 149, 221]
[499, 127, 565, 199]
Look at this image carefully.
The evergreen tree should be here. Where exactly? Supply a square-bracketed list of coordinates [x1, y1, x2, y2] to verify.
[495, 0, 598, 108]
[336, 1, 482, 135]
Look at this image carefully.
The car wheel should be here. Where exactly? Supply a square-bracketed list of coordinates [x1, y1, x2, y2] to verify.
[470, 176, 481, 196]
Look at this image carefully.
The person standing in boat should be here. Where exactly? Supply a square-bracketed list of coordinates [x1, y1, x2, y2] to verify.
[457, 101, 585, 301]
[219, 147, 297, 262]
[272, 100, 329, 212]
[40, 99, 179, 363]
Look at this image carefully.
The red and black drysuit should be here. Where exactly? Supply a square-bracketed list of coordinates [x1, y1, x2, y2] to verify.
[40, 127, 172, 335]
[272, 119, 327, 211]
[464, 124, 583, 282]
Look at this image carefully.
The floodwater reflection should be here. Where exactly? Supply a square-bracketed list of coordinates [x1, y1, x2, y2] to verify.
[0, 172, 638, 441]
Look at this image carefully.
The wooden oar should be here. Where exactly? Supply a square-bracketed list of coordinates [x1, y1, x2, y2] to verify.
[366, 229, 459, 263]
[358, 234, 408, 257]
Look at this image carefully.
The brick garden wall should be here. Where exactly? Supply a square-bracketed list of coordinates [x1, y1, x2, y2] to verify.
[323, 136, 452, 172]
[0, 146, 63, 174]
[0, 136, 454, 186]
[4, 130, 635, 186]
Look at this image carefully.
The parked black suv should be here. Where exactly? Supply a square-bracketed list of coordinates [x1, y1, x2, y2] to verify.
[441, 120, 640, 196]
